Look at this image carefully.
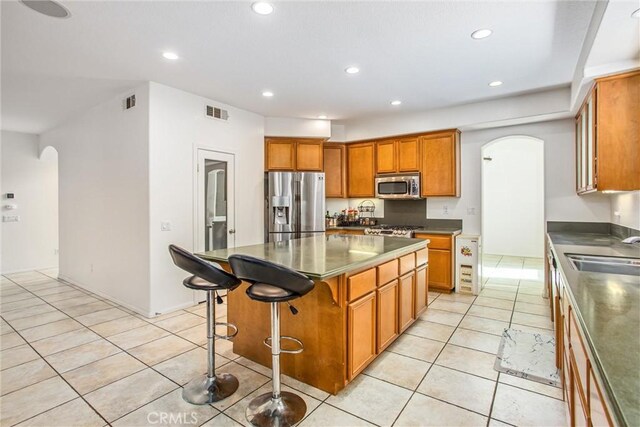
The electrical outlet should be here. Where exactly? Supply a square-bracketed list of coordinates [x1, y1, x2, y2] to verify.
[90, 264, 94, 273]
[467, 207, 476, 215]
[161, 221, 172, 231]
[54, 249, 59, 255]
[2, 215, 19, 222]
[442, 206, 449, 216]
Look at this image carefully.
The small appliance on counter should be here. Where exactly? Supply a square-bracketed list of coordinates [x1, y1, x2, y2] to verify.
[455, 234, 483, 295]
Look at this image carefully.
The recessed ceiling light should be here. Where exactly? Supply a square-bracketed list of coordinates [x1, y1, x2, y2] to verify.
[488, 81, 503, 87]
[162, 52, 179, 60]
[318, 115, 328, 119]
[390, 100, 402, 106]
[345, 66, 360, 74]
[471, 29, 493, 39]
[262, 91, 274, 97]
[252, 2, 274, 15]
[632, 8, 640, 18]
[20, 0, 70, 18]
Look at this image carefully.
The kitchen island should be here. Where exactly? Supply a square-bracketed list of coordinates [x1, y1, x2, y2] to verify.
[198, 234, 429, 394]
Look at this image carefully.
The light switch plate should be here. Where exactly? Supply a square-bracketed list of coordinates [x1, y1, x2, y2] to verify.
[3, 215, 20, 222]
[160, 221, 172, 231]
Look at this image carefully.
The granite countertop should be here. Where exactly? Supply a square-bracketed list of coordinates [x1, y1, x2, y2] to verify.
[547, 232, 640, 426]
[197, 234, 428, 280]
[327, 226, 462, 235]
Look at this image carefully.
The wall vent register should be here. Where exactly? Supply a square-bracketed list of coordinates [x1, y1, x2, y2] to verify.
[123, 94, 136, 110]
[206, 105, 229, 121]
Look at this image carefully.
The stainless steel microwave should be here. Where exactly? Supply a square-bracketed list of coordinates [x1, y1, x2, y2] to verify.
[374, 174, 421, 199]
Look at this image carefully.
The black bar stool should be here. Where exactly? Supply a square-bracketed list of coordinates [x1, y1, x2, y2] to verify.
[168, 245, 242, 404]
[228, 254, 315, 427]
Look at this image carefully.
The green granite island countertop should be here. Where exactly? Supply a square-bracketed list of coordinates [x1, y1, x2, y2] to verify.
[197, 234, 428, 280]
[548, 232, 640, 426]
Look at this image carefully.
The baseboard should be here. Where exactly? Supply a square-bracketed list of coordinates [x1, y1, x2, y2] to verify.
[1, 266, 58, 275]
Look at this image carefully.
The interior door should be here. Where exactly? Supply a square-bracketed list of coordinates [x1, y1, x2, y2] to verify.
[196, 149, 236, 253]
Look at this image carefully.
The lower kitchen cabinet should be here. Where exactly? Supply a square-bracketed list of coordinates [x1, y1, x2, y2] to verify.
[414, 265, 428, 317]
[414, 233, 453, 292]
[398, 272, 415, 332]
[376, 280, 399, 352]
[347, 291, 377, 379]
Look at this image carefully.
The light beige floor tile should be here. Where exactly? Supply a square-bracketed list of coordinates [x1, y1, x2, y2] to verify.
[1, 303, 57, 321]
[489, 418, 515, 427]
[485, 277, 520, 286]
[468, 305, 512, 322]
[517, 287, 545, 297]
[437, 293, 477, 303]
[514, 301, 551, 316]
[128, 335, 195, 365]
[449, 328, 502, 354]
[511, 311, 553, 330]
[15, 397, 105, 427]
[300, 403, 375, 426]
[0, 376, 78, 426]
[387, 334, 445, 363]
[0, 331, 26, 349]
[1, 297, 47, 313]
[75, 307, 130, 327]
[233, 356, 272, 377]
[31, 328, 101, 356]
[40, 290, 87, 303]
[224, 383, 321, 427]
[31, 285, 74, 296]
[63, 352, 146, 395]
[405, 320, 455, 342]
[0, 344, 41, 370]
[480, 289, 517, 301]
[491, 383, 566, 426]
[510, 323, 556, 336]
[62, 301, 113, 317]
[215, 338, 240, 360]
[498, 372, 563, 400]
[153, 347, 230, 385]
[435, 344, 498, 380]
[0, 292, 34, 304]
[84, 368, 177, 422]
[427, 293, 440, 305]
[417, 365, 496, 415]
[429, 299, 471, 314]
[458, 315, 510, 336]
[89, 315, 148, 337]
[395, 392, 487, 426]
[419, 308, 463, 326]
[154, 312, 206, 333]
[45, 339, 121, 373]
[474, 296, 515, 311]
[210, 362, 270, 411]
[516, 293, 548, 306]
[20, 318, 84, 342]
[281, 373, 330, 401]
[202, 413, 243, 427]
[0, 358, 57, 396]
[177, 324, 208, 345]
[0, 319, 14, 335]
[108, 324, 171, 350]
[8, 311, 69, 330]
[112, 388, 218, 426]
[364, 351, 431, 390]
[142, 310, 186, 323]
[326, 374, 412, 426]
[50, 295, 100, 310]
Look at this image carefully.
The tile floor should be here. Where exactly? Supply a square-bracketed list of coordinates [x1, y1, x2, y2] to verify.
[0, 257, 567, 426]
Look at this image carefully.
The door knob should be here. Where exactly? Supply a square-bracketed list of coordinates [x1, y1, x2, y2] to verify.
[228, 229, 236, 234]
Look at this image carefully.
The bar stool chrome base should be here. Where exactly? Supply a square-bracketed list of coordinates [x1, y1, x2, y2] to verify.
[182, 373, 239, 405]
[245, 391, 307, 427]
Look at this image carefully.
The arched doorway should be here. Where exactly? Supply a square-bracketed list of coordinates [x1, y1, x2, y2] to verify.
[481, 135, 544, 259]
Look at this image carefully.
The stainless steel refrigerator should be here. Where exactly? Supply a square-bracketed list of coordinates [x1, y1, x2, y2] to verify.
[266, 171, 325, 242]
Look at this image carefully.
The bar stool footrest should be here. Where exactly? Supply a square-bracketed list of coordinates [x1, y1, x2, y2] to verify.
[213, 322, 238, 340]
[263, 336, 304, 354]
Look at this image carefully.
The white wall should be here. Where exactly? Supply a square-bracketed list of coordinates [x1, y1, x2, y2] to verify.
[482, 137, 544, 258]
[148, 82, 264, 314]
[611, 191, 640, 230]
[1, 131, 58, 273]
[39, 84, 151, 314]
[264, 117, 331, 138]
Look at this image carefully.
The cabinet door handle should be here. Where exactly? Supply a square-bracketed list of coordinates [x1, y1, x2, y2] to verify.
[228, 229, 236, 234]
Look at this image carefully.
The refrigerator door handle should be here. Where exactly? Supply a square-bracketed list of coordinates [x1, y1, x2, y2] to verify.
[294, 174, 301, 237]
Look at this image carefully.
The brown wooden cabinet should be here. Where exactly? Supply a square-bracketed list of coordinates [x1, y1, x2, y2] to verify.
[414, 233, 453, 292]
[414, 265, 428, 317]
[420, 130, 461, 197]
[376, 280, 399, 352]
[576, 69, 640, 193]
[323, 144, 347, 198]
[398, 272, 415, 332]
[265, 138, 324, 171]
[347, 142, 375, 197]
[326, 228, 365, 236]
[374, 137, 420, 174]
[375, 140, 396, 174]
[347, 291, 376, 379]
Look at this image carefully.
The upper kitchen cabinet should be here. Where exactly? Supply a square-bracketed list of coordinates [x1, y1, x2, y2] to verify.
[374, 137, 420, 174]
[347, 142, 375, 197]
[420, 130, 461, 197]
[324, 144, 347, 198]
[265, 138, 324, 171]
[576, 70, 640, 194]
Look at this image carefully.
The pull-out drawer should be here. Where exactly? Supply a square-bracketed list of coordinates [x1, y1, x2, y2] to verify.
[416, 234, 451, 250]
[416, 248, 428, 266]
[348, 268, 376, 302]
[377, 259, 399, 286]
[399, 253, 416, 275]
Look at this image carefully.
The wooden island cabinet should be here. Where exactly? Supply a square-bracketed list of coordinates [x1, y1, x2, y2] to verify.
[199, 235, 429, 394]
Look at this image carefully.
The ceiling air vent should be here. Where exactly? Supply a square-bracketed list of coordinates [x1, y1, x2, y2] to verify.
[205, 105, 229, 121]
[123, 94, 136, 110]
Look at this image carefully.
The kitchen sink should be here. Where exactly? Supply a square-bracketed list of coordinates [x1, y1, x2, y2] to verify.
[567, 254, 640, 276]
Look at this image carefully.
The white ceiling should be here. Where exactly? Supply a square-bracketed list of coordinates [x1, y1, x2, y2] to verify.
[2, 0, 601, 134]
